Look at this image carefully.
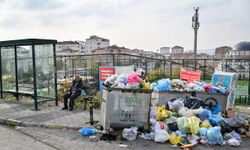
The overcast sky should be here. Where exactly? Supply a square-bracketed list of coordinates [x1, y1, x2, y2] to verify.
[0, 0, 249, 52]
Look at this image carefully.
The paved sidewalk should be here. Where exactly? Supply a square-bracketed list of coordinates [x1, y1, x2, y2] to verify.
[0, 99, 100, 129]
[1, 98, 249, 130]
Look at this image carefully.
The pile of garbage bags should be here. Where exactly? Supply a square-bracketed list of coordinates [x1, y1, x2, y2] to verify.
[151, 79, 229, 94]
[103, 74, 228, 95]
[103, 96, 249, 148]
[95, 75, 247, 148]
[103, 72, 150, 90]
[139, 97, 249, 147]
[79, 97, 249, 148]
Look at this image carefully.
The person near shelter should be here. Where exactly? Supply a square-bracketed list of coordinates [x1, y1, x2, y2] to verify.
[62, 74, 84, 111]
[140, 71, 146, 80]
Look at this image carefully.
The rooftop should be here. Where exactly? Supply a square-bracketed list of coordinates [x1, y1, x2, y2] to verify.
[0, 38, 57, 47]
[233, 41, 250, 51]
[87, 35, 109, 42]
[172, 45, 184, 49]
[94, 45, 129, 51]
[57, 41, 82, 45]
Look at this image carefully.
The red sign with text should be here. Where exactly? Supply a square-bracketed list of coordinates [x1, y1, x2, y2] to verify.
[99, 67, 115, 80]
[180, 67, 201, 82]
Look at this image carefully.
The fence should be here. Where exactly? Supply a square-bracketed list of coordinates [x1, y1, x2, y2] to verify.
[56, 53, 250, 106]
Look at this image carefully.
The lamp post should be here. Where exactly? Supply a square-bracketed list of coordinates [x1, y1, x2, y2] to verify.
[192, 7, 200, 70]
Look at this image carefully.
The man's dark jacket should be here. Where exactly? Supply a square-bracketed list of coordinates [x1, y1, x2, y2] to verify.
[69, 79, 84, 94]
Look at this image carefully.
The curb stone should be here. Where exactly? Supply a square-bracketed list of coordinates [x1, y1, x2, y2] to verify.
[21, 121, 43, 128]
[0, 117, 87, 130]
[66, 126, 82, 130]
[6, 119, 22, 126]
[42, 124, 66, 129]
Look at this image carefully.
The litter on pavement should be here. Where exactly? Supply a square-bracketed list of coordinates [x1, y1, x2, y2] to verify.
[82, 71, 249, 148]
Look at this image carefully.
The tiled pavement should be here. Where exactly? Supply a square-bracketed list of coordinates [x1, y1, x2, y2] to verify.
[0, 99, 100, 129]
[0, 98, 249, 129]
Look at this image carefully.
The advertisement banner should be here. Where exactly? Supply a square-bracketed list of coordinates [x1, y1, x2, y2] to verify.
[180, 67, 201, 82]
[99, 67, 115, 80]
[212, 72, 238, 109]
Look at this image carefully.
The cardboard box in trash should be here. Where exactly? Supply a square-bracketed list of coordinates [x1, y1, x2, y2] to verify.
[211, 72, 237, 109]
[101, 87, 152, 130]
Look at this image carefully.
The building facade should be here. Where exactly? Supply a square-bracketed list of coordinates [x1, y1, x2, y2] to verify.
[85, 35, 109, 54]
[215, 46, 232, 59]
[56, 41, 85, 55]
[159, 47, 170, 55]
[218, 41, 250, 79]
[130, 49, 144, 56]
[91, 45, 130, 54]
[171, 46, 184, 54]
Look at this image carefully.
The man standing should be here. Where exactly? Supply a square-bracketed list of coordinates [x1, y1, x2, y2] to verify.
[62, 75, 84, 111]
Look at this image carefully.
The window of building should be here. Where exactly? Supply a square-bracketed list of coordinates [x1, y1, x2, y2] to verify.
[97, 43, 100, 45]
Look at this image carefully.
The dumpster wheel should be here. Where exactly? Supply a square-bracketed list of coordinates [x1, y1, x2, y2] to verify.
[204, 97, 217, 110]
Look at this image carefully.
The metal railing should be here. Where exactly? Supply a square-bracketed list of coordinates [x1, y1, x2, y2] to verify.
[56, 53, 250, 106]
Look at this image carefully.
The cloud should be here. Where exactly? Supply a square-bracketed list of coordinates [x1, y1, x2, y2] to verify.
[10, 0, 64, 10]
[0, 0, 249, 51]
[0, 15, 24, 28]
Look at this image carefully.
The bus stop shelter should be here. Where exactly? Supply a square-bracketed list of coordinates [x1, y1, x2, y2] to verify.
[0, 39, 58, 110]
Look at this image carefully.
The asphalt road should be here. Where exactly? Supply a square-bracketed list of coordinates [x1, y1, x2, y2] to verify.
[17, 126, 250, 150]
[0, 125, 55, 150]
[1, 124, 250, 150]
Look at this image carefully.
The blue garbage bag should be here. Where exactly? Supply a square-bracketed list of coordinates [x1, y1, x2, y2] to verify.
[219, 87, 227, 94]
[198, 109, 212, 121]
[209, 88, 219, 93]
[199, 128, 207, 138]
[208, 114, 225, 126]
[79, 128, 96, 136]
[175, 130, 187, 138]
[150, 82, 158, 90]
[155, 79, 171, 91]
[210, 104, 222, 114]
[206, 126, 224, 145]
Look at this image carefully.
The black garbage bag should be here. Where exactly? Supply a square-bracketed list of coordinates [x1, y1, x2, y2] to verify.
[168, 122, 178, 131]
[184, 96, 204, 109]
[100, 134, 117, 141]
[218, 120, 233, 134]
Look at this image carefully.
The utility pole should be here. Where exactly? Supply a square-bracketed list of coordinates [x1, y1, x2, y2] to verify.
[192, 7, 200, 70]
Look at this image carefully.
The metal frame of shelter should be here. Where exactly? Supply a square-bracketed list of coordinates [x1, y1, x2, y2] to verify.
[0, 39, 58, 110]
